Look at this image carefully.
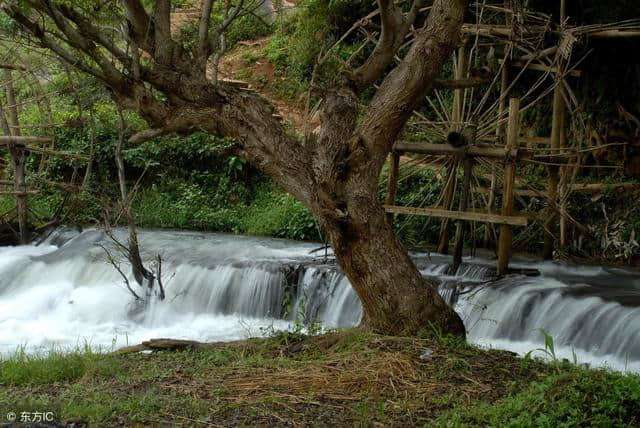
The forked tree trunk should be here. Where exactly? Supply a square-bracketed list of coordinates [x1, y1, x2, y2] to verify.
[3, 0, 468, 337]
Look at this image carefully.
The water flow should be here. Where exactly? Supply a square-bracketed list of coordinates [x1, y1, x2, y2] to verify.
[0, 229, 638, 373]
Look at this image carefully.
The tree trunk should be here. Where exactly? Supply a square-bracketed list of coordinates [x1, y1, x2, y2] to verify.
[317, 176, 465, 336]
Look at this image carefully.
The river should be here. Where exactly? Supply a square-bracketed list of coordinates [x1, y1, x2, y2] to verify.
[1, 228, 639, 373]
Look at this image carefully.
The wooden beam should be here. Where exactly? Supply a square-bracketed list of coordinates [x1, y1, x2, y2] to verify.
[434, 77, 489, 89]
[0, 190, 39, 196]
[570, 182, 639, 192]
[501, 60, 581, 77]
[0, 136, 52, 145]
[394, 141, 517, 158]
[479, 135, 551, 145]
[517, 47, 558, 62]
[383, 205, 528, 226]
[588, 30, 640, 38]
[462, 24, 547, 37]
[474, 182, 639, 196]
[23, 146, 90, 160]
[395, 141, 580, 164]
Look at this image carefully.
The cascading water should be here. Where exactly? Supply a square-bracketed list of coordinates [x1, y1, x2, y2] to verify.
[0, 228, 639, 373]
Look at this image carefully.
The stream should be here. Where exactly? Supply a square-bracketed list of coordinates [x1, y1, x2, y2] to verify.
[0, 228, 639, 373]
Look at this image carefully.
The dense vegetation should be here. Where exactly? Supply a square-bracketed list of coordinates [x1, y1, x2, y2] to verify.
[1, 0, 639, 262]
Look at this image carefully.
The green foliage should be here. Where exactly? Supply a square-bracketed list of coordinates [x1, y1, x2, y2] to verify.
[264, 0, 373, 99]
[240, 183, 319, 241]
[436, 366, 640, 427]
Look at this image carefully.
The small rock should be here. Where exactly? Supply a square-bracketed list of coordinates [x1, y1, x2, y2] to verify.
[419, 348, 434, 361]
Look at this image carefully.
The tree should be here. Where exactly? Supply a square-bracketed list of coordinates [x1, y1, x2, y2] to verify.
[2, 0, 468, 336]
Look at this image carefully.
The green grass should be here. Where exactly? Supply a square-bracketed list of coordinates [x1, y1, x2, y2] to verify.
[1, 330, 638, 426]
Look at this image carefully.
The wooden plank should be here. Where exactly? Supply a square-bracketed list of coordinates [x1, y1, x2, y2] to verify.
[0, 190, 39, 196]
[0, 136, 52, 145]
[497, 98, 520, 276]
[383, 205, 528, 226]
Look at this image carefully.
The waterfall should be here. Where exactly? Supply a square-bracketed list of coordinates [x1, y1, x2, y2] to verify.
[0, 228, 639, 373]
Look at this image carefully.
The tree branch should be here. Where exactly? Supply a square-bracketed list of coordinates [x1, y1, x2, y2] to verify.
[0, 63, 26, 71]
[27, 0, 128, 90]
[121, 0, 154, 52]
[2, 5, 111, 83]
[198, 0, 216, 65]
[57, 3, 131, 67]
[358, 0, 468, 169]
[152, 0, 173, 64]
[351, 0, 427, 87]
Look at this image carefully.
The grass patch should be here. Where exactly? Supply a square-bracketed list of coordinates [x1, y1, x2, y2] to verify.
[2, 330, 637, 426]
[1, 346, 119, 386]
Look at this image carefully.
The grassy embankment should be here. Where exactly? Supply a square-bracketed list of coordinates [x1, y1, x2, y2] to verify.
[1, 330, 639, 426]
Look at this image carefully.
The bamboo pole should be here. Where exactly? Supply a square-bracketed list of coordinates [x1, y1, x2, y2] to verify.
[558, 0, 569, 250]
[437, 44, 467, 254]
[453, 155, 473, 272]
[437, 162, 457, 254]
[385, 152, 400, 225]
[3, 69, 28, 244]
[485, 19, 511, 248]
[497, 98, 520, 276]
[543, 2, 568, 259]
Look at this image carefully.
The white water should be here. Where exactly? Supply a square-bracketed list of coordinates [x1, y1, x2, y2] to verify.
[1, 228, 639, 373]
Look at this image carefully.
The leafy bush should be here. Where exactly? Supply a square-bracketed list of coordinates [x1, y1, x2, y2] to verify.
[240, 184, 319, 241]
